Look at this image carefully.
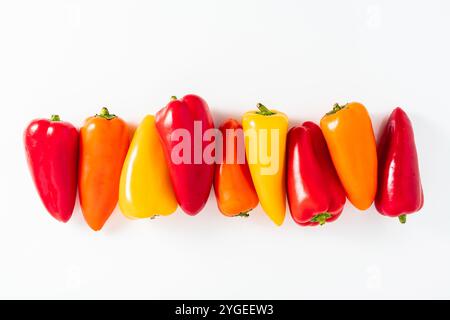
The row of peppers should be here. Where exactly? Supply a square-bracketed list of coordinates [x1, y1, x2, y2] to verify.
[24, 95, 424, 231]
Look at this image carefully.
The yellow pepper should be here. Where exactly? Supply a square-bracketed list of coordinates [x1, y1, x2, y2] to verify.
[119, 115, 177, 218]
[242, 103, 288, 226]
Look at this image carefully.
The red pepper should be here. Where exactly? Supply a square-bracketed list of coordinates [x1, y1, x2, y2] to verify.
[286, 121, 346, 226]
[24, 115, 79, 222]
[155, 94, 215, 215]
[375, 107, 424, 223]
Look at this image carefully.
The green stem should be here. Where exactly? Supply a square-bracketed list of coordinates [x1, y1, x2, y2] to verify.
[310, 212, 332, 226]
[256, 103, 276, 116]
[326, 103, 347, 116]
[398, 214, 407, 224]
[50, 115, 61, 122]
[235, 211, 250, 218]
[97, 107, 117, 120]
[171, 96, 178, 100]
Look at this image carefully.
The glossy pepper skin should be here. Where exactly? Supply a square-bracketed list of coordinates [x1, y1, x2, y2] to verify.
[214, 119, 258, 217]
[79, 108, 130, 231]
[375, 107, 424, 223]
[287, 122, 346, 226]
[24, 115, 78, 223]
[119, 115, 177, 219]
[242, 103, 288, 226]
[155, 94, 215, 215]
[320, 102, 377, 210]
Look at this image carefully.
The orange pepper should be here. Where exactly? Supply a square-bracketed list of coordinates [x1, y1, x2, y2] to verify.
[79, 107, 130, 231]
[320, 102, 377, 210]
[214, 119, 259, 217]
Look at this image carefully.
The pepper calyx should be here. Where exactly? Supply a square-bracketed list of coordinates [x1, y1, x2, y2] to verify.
[97, 107, 117, 120]
[235, 211, 251, 218]
[326, 103, 347, 116]
[310, 212, 333, 226]
[50, 115, 61, 122]
[256, 103, 276, 116]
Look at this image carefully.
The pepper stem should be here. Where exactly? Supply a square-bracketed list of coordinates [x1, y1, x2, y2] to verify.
[50, 115, 61, 122]
[398, 214, 407, 224]
[310, 212, 332, 226]
[171, 96, 178, 100]
[97, 107, 117, 120]
[256, 103, 276, 116]
[235, 211, 250, 218]
[326, 103, 347, 116]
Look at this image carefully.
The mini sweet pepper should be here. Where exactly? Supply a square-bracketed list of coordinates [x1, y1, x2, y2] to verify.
[119, 115, 178, 219]
[287, 121, 346, 226]
[24, 115, 78, 222]
[320, 102, 377, 210]
[242, 103, 288, 226]
[79, 107, 130, 231]
[214, 119, 258, 217]
[375, 107, 424, 223]
[155, 94, 215, 215]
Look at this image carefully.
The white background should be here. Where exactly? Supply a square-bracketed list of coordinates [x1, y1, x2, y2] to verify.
[0, 0, 449, 299]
